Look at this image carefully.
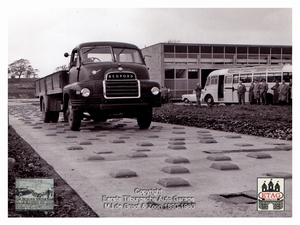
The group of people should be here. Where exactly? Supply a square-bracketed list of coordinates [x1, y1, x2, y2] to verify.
[237, 79, 292, 105]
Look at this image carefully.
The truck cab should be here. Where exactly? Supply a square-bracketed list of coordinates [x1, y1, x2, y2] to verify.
[62, 42, 161, 130]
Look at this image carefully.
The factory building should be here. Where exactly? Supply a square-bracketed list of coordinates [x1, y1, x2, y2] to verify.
[141, 43, 292, 100]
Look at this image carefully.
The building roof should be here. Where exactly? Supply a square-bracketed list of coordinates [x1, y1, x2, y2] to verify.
[142, 42, 292, 49]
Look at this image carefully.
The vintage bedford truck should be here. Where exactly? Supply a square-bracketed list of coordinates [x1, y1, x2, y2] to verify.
[35, 41, 161, 130]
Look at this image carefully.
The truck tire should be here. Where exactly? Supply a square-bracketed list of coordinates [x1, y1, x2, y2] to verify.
[66, 99, 81, 131]
[137, 107, 152, 129]
[89, 111, 107, 122]
[41, 99, 51, 123]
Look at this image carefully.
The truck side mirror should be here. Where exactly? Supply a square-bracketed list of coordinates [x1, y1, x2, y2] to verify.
[64, 52, 69, 57]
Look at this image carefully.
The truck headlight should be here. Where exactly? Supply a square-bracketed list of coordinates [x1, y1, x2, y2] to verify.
[151, 87, 160, 95]
[81, 88, 90, 97]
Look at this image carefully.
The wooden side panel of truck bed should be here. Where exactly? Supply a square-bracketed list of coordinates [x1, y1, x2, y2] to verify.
[35, 70, 69, 97]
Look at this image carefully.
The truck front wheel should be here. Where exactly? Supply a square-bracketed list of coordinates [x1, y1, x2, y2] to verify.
[137, 107, 152, 129]
[66, 99, 81, 131]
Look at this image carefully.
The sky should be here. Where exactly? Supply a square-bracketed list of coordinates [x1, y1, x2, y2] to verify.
[7, 6, 293, 77]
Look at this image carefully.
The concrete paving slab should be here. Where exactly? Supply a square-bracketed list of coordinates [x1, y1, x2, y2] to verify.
[8, 100, 292, 217]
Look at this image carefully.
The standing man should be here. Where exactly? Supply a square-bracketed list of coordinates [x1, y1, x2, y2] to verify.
[260, 79, 268, 105]
[278, 80, 289, 105]
[248, 81, 254, 104]
[253, 80, 260, 104]
[160, 86, 167, 104]
[195, 83, 202, 106]
[271, 80, 280, 105]
[288, 79, 292, 105]
[237, 80, 246, 105]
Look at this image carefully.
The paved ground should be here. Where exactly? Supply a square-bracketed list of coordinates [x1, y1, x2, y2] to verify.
[8, 99, 292, 217]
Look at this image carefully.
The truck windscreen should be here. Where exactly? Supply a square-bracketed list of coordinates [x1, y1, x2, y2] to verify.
[81, 46, 143, 64]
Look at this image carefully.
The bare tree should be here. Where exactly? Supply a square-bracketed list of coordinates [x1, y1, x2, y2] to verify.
[167, 39, 181, 43]
[8, 59, 39, 78]
[55, 65, 68, 72]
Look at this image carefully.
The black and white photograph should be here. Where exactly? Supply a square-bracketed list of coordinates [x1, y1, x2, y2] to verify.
[5, 1, 298, 224]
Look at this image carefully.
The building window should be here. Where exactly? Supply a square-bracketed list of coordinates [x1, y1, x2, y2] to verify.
[165, 80, 175, 89]
[164, 45, 174, 53]
[175, 45, 187, 53]
[249, 47, 259, 54]
[271, 47, 281, 54]
[175, 46, 187, 59]
[282, 47, 292, 54]
[201, 46, 211, 53]
[260, 47, 270, 54]
[237, 47, 247, 53]
[225, 46, 236, 54]
[213, 46, 224, 53]
[201, 46, 212, 61]
[188, 46, 199, 53]
[176, 69, 186, 79]
[188, 69, 199, 79]
[165, 69, 175, 79]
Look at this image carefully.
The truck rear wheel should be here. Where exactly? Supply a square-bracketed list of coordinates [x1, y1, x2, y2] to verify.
[41, 99, 60, 123]
[137, 107, 152, 129]
[41, 99, 51, 123]
[66, 99, 81, 131]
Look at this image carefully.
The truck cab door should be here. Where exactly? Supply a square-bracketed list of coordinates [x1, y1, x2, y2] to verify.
[68, 49, 80, 84]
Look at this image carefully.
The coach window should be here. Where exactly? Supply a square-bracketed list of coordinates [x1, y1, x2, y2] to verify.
[205, 76, 211, 86]
[210, 76, 218, 85]
[253, 73, 266, 82]
[224, 75, 232, 84]
[267, 73, 281, 82]
[233, 74, 239, 83]
[283, 72, 292, 82]
[240, 74, 252, 83]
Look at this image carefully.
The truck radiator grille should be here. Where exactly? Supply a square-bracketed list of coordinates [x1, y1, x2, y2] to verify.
[104, 78, 140, 99]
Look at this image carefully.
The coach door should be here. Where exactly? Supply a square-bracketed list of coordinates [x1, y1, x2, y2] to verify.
[224, 74, 234, 103]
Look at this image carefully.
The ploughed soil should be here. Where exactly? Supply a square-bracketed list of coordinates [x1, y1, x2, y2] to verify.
[8, 102, 292, 217]
[153, 103, 292, 140]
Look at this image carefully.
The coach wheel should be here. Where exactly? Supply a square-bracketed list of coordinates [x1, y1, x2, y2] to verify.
[205, 95, 214, 107]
